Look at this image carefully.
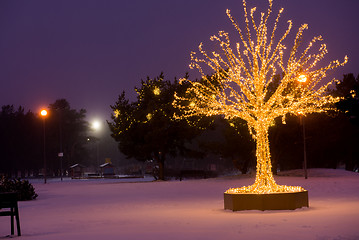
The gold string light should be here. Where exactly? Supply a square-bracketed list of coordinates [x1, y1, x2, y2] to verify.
[173, 0, 347, 194]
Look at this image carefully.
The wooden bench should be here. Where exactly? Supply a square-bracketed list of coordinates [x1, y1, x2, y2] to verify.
[0, 192, 21, 236]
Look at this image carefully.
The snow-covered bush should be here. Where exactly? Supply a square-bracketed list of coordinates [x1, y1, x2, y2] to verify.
[0, 176, 38, 201]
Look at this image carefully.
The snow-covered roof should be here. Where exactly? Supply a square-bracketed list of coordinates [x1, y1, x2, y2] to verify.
[69, 163, 86, 169]
[99, 163, 114, 168]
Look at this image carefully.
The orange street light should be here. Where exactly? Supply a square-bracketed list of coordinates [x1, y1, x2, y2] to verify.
[40, 109, 48, 117]
[40, 109, 48, 183]
[297, 74, 307, 83]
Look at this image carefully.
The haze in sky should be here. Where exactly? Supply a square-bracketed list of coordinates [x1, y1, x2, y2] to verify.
[1, 0, 358, 121]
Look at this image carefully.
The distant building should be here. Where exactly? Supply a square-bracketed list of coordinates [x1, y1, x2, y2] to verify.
[69, 164, 86, 178]
[100, 163, 115, 177]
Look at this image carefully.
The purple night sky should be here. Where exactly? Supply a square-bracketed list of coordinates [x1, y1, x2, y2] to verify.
[1, 0, 358, 122]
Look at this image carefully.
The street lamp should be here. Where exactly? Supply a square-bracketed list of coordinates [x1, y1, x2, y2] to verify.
[92, 120, 101, 131]
[297, 74, 308, 179]
[55, 107, 64, 182]
[91, 120, 101, 168]
[297, 74, 307, 83]
[40, 109, 48, 184]
[41, 110, 48, 117]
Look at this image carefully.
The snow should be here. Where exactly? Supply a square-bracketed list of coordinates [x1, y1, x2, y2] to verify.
[1, 169, 359, 240]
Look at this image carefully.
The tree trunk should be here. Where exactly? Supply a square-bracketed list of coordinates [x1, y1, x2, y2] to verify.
[251, 126, 278, 192]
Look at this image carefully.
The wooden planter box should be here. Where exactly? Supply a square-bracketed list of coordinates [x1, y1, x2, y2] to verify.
[224, 190, 309, 211]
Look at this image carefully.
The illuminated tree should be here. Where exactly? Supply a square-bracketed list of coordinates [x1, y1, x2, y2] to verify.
[173, 0, 347, 193]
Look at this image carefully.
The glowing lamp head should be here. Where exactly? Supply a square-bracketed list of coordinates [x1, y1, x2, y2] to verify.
[40, 109, 48, 117]
[92, 120, 101, 130]
[297, 74, 307, 83]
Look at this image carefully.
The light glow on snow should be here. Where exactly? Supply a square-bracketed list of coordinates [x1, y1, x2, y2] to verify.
[1, 169, 358, 240]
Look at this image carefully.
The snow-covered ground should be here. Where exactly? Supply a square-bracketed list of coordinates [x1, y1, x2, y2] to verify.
[1, 169, 359, 240]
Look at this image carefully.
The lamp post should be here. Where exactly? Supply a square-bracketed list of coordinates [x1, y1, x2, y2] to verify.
[297, 74, 308, 179]
[57, 108, 64, 182]
[92, 120, 101, 168]
[40, 109, 48, 184]
[58, 152, 63, 181]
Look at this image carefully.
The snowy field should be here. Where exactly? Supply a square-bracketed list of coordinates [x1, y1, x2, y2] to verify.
[1, 169, 359, 240]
